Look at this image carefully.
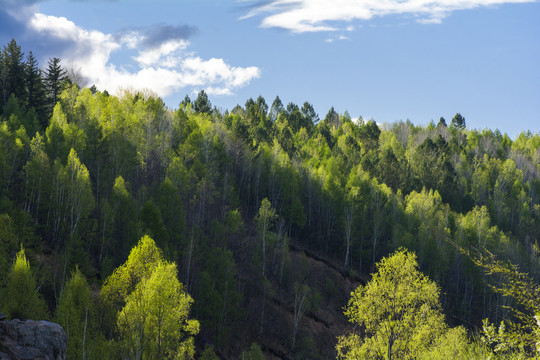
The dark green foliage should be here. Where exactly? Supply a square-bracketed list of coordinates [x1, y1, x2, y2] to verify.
[44, 57, 67, 117]
[1, 39, 25, 107]
[451, 112, 466, 130]
[24, 51, 47, 129]
[194, 90, 212, 114]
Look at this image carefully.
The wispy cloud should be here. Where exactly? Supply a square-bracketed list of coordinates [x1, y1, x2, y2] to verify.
[241, 0, 535, 32]
[115, 23, 198, 50]
[1, 3, 260, 98]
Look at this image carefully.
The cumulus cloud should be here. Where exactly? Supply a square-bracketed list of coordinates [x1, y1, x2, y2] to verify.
[241, 0, 535, 32]
[1, 3, 260, 98]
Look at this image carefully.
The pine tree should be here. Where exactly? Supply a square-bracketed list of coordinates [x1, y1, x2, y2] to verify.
[44, 57, 66, 117]
[25, 51, 48, 129]
[1, 39, 25, 107]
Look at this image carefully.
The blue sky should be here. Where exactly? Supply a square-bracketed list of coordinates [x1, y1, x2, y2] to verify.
[1, 0, 538, 137]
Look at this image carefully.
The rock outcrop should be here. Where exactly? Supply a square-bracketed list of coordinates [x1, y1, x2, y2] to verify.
[0, 313, 66, 360]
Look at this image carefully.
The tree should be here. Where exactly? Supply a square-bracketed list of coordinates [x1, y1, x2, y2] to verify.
[117, 262, 199, 360]
[101, 236, 199, 360]
[1, 39, 25, 106]
[180, 94, 191, 108]
[451, 113, 466, 130]
[3, 246, 48, 320]
[44, 57, 66, 117]
[336, 249, 447, 360]
[269, 95, 284, 123]
[468, 249, 540, 355]
[193, 90, 212, 114]
[25, 51, 47, 129]
[256, 198, 277, 277]
[56, 267, 105, 360]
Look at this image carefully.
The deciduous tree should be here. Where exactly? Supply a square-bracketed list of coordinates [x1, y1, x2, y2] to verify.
[337, 249, 447, 360]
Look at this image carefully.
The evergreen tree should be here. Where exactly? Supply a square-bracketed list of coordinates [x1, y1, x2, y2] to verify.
[451, 113, 466, 130]
[1, 39, 25, 107]
[25, 51, 48, 130]
[44, 57, 66, 117]
[193, 90, 212, 114]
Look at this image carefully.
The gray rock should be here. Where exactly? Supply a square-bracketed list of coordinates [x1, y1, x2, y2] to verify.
[0, 314, 6, 321]
[0, 319, 66, 360]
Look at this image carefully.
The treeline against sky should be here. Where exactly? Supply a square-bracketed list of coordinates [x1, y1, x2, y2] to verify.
[1, 39, 539, 358]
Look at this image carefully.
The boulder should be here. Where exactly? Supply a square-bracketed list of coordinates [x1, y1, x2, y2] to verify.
[0, 317, 66, 360]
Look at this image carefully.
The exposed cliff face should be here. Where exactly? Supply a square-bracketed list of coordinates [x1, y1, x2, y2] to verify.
[0, 314, 67, 360]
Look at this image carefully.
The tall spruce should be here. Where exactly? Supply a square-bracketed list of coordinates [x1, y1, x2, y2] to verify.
[44, 57, 66, 117]
[25, 51, 48, 128]
[1, 39, 25, 107]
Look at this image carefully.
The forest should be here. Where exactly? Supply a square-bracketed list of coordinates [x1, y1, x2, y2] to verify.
[0, 38, 539, 359]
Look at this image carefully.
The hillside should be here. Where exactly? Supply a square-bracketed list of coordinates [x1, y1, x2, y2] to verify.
[1, 39, 539, 359]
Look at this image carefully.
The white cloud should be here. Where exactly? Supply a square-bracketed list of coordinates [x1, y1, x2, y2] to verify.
[28, 12, 260, 98]
[242, 0, 535, 33]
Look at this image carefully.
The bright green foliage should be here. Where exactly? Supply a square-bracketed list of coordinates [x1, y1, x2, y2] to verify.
[117, 262, 199, 360]
[101, 235, 165, 308]
[337, 249, 447, 360]
[3, 246, 48, 320]
[101, 236, 198, 360]
[417, 326, 471, 360]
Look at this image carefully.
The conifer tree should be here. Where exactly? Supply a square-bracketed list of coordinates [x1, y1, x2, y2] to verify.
[44, 57, 66, 117]
[25, 51, 48, 128]
[1, 39, 25, 106]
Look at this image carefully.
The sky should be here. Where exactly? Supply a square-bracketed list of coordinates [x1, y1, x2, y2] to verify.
[1, 0, 539, 137]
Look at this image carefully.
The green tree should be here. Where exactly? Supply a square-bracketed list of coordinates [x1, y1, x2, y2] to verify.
[451, 113, 466, 130]
[44, 57, 66, 117]
[117, 262, 199, 360]
[24, 51, 47, 129]
[256, 198, 277, 277]
[3, 246, 48, 320]
[61, 148, 95, 238]
[193, 90, 212, 114]
[101, 236, 199, 359]
[269, 95, 284, 123]
[1, 39, 25, 106]
[336, 249, 447, 360]
[56, 267, 105, 360]
[468, 249, 540, 356]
